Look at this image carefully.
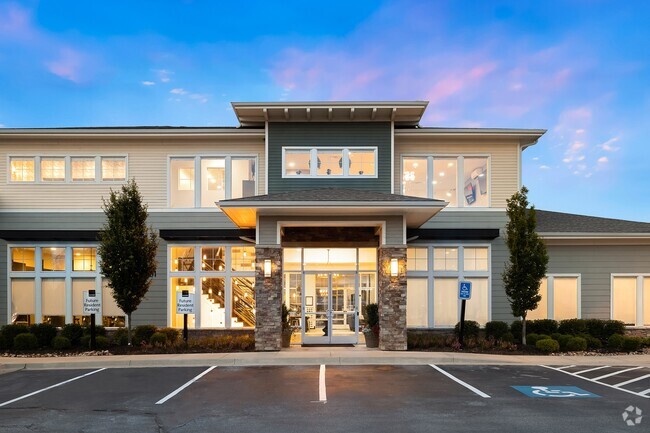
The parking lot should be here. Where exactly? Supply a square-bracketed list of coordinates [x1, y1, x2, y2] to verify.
[0, 364, 647, 432]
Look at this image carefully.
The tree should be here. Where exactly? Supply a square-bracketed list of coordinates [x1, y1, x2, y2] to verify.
[98, 180, 158, 345]
[503, 186, 548, 345]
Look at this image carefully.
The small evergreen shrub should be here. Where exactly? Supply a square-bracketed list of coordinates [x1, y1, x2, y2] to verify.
[607, 334, 625, 351]
[485, 321, 509, 341]
[0, 334, 7, 350]
[528, 319, 558, 335]
[501, 332, 515, 343]
[556, 334, 573, 351]
[150, 332, 167, 347]
[110, 328, 129, 346]
[83, 325, 107, 337]
[51, 336, 72, 350]
[558, 319, 588, 336]
[95, 336, 109, 350]
[454, 321, 480, 339]
[536, 338, 559, 353]
[61, 324, 84, 346]
[133, 325, 158, 345]
[622, 336, 643, 352]
[80, 335, 91, 349]
[510, 321, 522, 342]
[158, 327, 180, 344]
[583, 319, 606, 341]
[565, 336, 588, 352]
[13, 333, 38, 350]
[551, 333, 562, 341]
[1, 324, 29, 349]
[583, 335, 603, 350]
[602, 320, 626, 340]
[29, 324, 57, 348]
[642, 337, 650, 348]
[527, 334, 551, 346]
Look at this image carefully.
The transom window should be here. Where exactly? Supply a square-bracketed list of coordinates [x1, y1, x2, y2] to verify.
[8, 156, 126, 183]
[10, 158, 35, 182]
[101, 158, 127, 181]
[402, 156, 489, 207]
[283, 147, 377, 178]
[71, 158, 96, 182]
[40, 158, 66, 182]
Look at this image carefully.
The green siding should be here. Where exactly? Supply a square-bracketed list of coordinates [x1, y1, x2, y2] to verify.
[268, 122, 392, 193]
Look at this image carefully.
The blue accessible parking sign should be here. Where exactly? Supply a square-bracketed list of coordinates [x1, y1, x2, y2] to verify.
[512, 386, 599, 398]
[459, 281, 472, 300]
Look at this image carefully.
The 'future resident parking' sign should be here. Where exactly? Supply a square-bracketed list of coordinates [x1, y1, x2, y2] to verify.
[176, 290, 195, 314]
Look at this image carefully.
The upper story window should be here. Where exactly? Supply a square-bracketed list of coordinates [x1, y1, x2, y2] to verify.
[283, 147, 377, 178]
[40, 158, 66, 182]
[10, 158, 35, 182]
[402, 156, 488, 208]
[169, 156, 257, 208]
[101, 158, 127, 181]
[8, 155, 126, 183]
[71, 158, 96, 182]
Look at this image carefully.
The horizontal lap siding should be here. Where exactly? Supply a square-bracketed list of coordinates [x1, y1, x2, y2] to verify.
[0, 135, 265, 210]
[394, 136, 520, 209]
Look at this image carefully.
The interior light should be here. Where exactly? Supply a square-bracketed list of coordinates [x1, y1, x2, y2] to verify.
[446, 192, 452, 197]
[439, 172, 445, 177]
[288, 162, 295, 168]
[390, 258, 398, 277]
[412, 162, 418, 168]
[448, 162, 454, 167]
[264, 259, 272, 278]
[432, 180, 438, 185]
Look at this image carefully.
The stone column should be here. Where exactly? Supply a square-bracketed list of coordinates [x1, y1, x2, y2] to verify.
[254, 247, 283, 351]
[377, 246, 407, 351]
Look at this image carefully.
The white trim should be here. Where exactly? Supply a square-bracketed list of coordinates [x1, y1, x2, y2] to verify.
[531, 273, 582, 321]
[275, 220, 387, 246]
[390, 121, 395, 194]
[264, 121, 269, 194]
[610, 273, 650, 327]
[281, 146, 379, 179]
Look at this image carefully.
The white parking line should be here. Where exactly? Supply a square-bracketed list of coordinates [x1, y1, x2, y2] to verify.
[0, 368, 106, 408]
[319, 364, 327, 402]
[540, 365, 650, 399]
[429, 365, 491, 398]
[639, 388, 650, 396]
[614, 374, 650, 388]
[555, 365, 576, 370]
[573, 365, 610, 375]
[592, 366, 643, 381]
[155, 366, 216, 405]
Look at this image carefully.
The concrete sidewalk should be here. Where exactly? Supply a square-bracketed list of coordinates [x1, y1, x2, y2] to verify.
[2, 346, 649, 371]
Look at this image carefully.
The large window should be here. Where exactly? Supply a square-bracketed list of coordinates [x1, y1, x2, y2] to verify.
[71, 158, 96, 182]
[283, 147, 377, 178]
[101, 157, 127, 181]
[612, 275, 650, 326]
[402, 156, 489, 207]
[528, 275, 580, 321]
[169, 245, 256, 329]
[8, 245, 124, 327]
[170, 156, 257, 208]
[10, 158, 35, 182]
[40, 158, 66, 182]
[406, 245, 490, 327]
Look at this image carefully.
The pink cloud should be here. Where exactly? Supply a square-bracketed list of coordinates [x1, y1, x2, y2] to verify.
[0, 3, 35, 40]
[45, 48, 86, 83]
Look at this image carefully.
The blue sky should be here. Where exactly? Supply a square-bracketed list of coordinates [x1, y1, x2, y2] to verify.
[1, 1, 649, 221]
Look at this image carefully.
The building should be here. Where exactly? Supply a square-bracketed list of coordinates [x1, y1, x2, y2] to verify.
[1, 101, 648, 351]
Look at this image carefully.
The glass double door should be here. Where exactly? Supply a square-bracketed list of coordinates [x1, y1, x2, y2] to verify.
[303, 272, 359, 344]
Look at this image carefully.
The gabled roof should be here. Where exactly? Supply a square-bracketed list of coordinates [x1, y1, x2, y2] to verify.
[536, 210, 650, 237]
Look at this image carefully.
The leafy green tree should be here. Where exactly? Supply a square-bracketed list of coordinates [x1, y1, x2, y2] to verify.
[503, 186, 549, 345]
[98, 180, 158, 345]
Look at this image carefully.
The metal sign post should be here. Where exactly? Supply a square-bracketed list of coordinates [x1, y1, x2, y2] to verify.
[458, 281, 472, 349]
[176, 290, 195, 344]
[83, 290, 101, 350]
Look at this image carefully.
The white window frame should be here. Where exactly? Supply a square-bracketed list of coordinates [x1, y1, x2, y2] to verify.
[167, 243, 256, 329]
[406, 243, 491, 328]
[6, 243, 126, 327]
[7, 155, 127, 184]
[400, 154, 492, 209]
[610, 273, 649, 327]
[281, 147, 378, 179]
[531, 273, 582, 320]
[167, 154, 259, 209]
[70, 157, 98, 182]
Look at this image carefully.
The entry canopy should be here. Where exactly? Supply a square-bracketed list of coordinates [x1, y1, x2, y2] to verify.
[218, 188, 447, 229]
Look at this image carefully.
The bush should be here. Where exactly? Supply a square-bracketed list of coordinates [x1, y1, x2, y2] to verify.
[501, 332, 515, 343]
[454, 321, 480, 339]
[51, 336, 71, 350]
[0, 334, 7, 351]
[527, 334, 551, 346]
[13, 333, 38, 350]
[582, 334, 603, 350]
[150, 332, 167, 347]
[608, 334, 625, 351]
[556, 334, 573, 351]
[158, 327, 180, 345]
[133, 325, 158, 345]
[61, 324, 84, 346]
[622, 336, 643, 352]
[188, 335, 254, 351]
[643, 337, 650, 348]
[1, 324, 29, 349]
[602, 320, 626, 341]
[95, 336, 109, 350]
[80, 335, 90, 349]
[551, 333, 562, 341]
[558, 319, 588, 336]
[408, 333, 446, 350]
[583, 319, 606, 341]
[565, 336, 588, 352]
[364, 304, 379, 328]
[528, 319, 558, 336]
[510, 321, 522, 342]
[29, 324, 57, 348]
[536, 338, 560, 353]
[83, 325, 107, 337]
[485, 321, 509, 341]
[110, 328, 129, 346]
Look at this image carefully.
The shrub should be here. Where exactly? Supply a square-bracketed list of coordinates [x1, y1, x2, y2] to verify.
[95, 336, 109, 350]
[556, 334, 573, 351]
[558, 319, 587, 336]
[1, 324, 29, 349]
[583, 335, 602, 350]
[133, 325, 158, 345]
[150, 332, 167, 347]
[565, 336, 588, 352]
[602, 320, 626, 341]
[83, 325, 107, 337]
[536, 338, 559, 353]
[551, 333, 562, 341]
[622, 336, 643, 352]
[642, 337, 650, 348]
[501, 332, 515, 343]
[51, 336, 71, 350]
[364, 304, 379, 328]
[608, 334, 625, 351]
[0, 334, 7, 351]
[527, 334, 551, 346]
[29, 324, 57, 348]
[158, 327, 180, 345]
[510, 321, 522, 342]
[80, 335, 91, 349]
[188, 335, 254, 351]
[485, 321, 509, 341]
[110, 328, 129, 346]
[583, 319, 606, 341]
[13, 333, 38, 350]
[61, 324, 84, 346]
[454, 320, 480, 339]
[528, 319, 558, 336]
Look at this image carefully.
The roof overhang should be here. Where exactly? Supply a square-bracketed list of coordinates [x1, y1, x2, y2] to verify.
[231, 101, 429, 126]
[218, 200, 447, 229]
[395, 127, 546, 149]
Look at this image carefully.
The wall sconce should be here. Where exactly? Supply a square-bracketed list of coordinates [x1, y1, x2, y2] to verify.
[264, 259, 272, 278]
[390, 258, 398, 277]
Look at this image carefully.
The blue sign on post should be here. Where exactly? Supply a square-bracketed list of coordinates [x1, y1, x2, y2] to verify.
[459, 281, 472, 300]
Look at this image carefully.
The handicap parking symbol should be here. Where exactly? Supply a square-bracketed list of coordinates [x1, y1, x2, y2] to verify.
[512, 386, 599, 398]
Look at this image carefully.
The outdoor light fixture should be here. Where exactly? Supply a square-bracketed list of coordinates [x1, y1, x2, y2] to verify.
[264, 259, 272, 278]
[390, 258, 398, 277]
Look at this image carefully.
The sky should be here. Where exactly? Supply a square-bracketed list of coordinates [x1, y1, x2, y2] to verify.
[0, 0, 649, 221]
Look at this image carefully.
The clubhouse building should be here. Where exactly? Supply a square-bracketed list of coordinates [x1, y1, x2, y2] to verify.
[1, 101, 649, 350]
